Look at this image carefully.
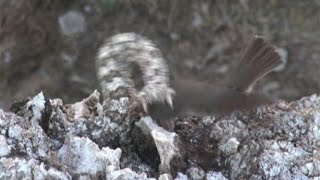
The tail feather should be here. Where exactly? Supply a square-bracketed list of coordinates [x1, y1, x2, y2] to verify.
[227, 35, 284, 92]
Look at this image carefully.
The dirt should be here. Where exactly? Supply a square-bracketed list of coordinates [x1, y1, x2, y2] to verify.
[1, 0, 320, 109]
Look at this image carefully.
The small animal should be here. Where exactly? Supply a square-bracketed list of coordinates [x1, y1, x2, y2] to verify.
[96, 33, 284, 129]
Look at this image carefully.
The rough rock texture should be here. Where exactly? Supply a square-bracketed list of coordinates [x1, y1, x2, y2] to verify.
[1, 90, 320, 179]
[2, 1, 320, 179]
[135, 117, 185, 174]
[174, 94, 320, 179]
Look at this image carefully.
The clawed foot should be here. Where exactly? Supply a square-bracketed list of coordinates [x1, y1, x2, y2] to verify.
[127, 87, 175, 116]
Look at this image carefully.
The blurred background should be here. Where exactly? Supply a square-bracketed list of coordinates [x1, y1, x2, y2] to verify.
[1, 0, 320, 109]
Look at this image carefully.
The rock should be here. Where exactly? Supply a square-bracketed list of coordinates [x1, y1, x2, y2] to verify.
[70, 90, 102, 120]
[58, 11, 86, 37]
[0, 157, 71, 179]
[135, 116, 185, 174]
[26, 91, 46, 122]
[0, 135, 11, 157]
[58, 135, 121, 176]
[176, 94, 320, 179]
[186, 167, 205, 180]
[159, 173, 173, 180]
[206, 171, 228, 180]
[218, 137, 240, 156]
[2, 92, 320, 179]
[175, 172, 188, 180]
[106, 167, 155, 180]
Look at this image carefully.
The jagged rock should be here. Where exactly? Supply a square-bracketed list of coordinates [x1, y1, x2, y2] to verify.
[175, 94, 320, 179]
[68, 90, 102, 120]
[1, 91, 320, 179]
[135, 116, 185, 174]
[218, 137, 240, 156]
[58, 135, 121, 176]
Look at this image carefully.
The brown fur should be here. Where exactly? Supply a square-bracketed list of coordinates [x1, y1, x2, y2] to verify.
[150, 36, 284, 130]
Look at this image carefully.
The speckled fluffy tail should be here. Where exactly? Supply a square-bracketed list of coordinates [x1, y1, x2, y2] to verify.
[227, 35, 285, 93]
[96, 33, 175, 112]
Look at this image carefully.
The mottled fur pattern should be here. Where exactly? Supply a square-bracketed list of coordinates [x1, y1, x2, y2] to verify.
[96, 33, 175, 112]
[96, 33, 284, 128]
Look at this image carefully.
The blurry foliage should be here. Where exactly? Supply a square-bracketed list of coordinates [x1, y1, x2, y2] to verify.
[101, 0, 120, 12]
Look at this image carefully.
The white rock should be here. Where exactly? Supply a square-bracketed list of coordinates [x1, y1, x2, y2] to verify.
[175, 172, 188, 180]
[218, 137, 240, 156]
[159, 173, 173, 180]
[136, 116, 179, 173]
[33, 163, 71, 180]
[106, 167, 154, 180]
[0, 135, 11, 157]
[27, 91, 46, 122]
[58, 135, 121, 176]
[0, 157, 36, 179]
[58, 11, 86, 36]
[206, 171, 228, 180]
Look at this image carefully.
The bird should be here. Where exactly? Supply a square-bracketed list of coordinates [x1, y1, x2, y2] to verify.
[96, 33, 284, 130]
[148, 35, 284, 129]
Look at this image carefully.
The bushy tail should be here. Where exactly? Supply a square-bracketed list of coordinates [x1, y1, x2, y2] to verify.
[96, 33, 175, 112]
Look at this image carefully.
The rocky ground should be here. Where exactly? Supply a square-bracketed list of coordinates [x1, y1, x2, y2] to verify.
[1, 0, 320, 179]
[1, 88, 320, 179]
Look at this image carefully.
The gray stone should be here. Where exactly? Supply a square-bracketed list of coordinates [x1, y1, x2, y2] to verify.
[58, 135, 121, 175]
[2, 91, 320, 179]
[58, 11, 86, 36]
[136, 116, 180, 173]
